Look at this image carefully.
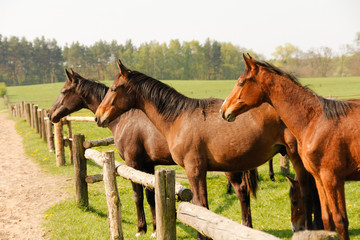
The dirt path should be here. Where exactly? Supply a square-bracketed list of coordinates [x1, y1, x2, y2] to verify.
[0, 112, 69, 240]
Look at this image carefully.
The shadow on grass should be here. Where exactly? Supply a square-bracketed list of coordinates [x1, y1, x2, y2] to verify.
[85, 205, 107, 218]
[213, 192, 239, 215]
[83, 205, 134, 225]
[262, 229, 293, 238]
[350, 228, 360, 237]
[176, 222, 197, 239]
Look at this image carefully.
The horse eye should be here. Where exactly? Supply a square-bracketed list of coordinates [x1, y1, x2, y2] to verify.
[111, 88, 117, 93]
[292, 201, 298, 206]
[238, 80, 246, 87]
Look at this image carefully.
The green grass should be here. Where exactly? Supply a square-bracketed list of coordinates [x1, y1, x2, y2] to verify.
[4, 76, 360, 239]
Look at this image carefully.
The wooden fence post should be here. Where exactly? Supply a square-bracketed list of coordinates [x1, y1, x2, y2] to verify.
[34, 105, 39, 133]
[280, 155, 290, 175]
[16, 104, 20, 118]
[155, 169, 176, 240]
[25, 103, 31, 126]
[21, 101, 24, 119]
[45, 117, 55, 152]
[54, 120, 65, 166]
[41, 109, 47, 141]
[73, 134, 88, 208]
[67, 120, 73, 164]
[30, 103, 34, 128]
[103, 151, 124, 240]
[37, 109, 42, 138]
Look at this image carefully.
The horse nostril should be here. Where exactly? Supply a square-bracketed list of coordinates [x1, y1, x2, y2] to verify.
[94, 116, 98, 123]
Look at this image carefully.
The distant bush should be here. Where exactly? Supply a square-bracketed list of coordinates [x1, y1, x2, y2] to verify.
[0, 82, 7, 97]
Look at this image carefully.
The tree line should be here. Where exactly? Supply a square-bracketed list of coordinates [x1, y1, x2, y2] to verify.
[272, 33, 360, 77]
[0, 34, 359, 86]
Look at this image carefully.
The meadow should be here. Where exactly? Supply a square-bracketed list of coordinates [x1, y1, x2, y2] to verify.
[4, 76, 360, 239]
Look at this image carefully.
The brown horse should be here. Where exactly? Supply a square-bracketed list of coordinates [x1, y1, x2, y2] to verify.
[286, 175, 306, 232]
[94, 60, 322, 239]
[221, 54, 360, 240]
[48, 69, 259, 237]
[286, 175, 324, 232]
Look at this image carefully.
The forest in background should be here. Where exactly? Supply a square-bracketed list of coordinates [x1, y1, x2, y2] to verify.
[0, 33, 359, 86]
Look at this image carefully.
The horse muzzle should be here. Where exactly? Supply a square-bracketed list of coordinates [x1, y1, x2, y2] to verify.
[95, 116, 109, 128]
[221, 109, 236, 122]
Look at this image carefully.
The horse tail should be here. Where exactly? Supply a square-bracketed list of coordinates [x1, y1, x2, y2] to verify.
[244, 168, 259, 199]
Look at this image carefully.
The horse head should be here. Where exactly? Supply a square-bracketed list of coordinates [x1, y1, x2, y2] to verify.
[48, 69, 85, 123]
[220, 54, 265, 122]
[286, 175, 306, 232]
[95, 59, 137, 127]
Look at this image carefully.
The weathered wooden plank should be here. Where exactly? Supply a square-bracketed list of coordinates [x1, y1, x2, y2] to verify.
[65, 116, 95, 122]
[177, 202, 281, 240]
[85, 174, 103, 184]
[155, 169, 176, 240]
[83, 137, 114, 149]
[84, 149, 192, 201]
[54, 120, 65, 166]
[103, 151, 124, 240]
[73, 134, 88, 208]
[45, 117, 55, 152]
[292, 230, 340, 240]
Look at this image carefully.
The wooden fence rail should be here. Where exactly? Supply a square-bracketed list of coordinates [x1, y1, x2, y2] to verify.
[84, 148, 192, 202]
[178, 202, 281, 240]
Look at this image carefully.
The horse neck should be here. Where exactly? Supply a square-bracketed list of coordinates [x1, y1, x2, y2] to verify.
[136, 97, 173, 139]
[263, 73, 322, 142]
[82, 95, 102, 114]
[76, 82, 108, 114]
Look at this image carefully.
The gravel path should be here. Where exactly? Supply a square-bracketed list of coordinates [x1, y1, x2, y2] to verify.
[0, 112, 69, 240]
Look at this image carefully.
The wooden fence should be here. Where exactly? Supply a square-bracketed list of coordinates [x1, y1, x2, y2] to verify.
[4, 98, 339, 240]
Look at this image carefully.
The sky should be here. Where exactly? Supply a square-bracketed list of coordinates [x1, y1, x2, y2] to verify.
[1, 0, 359, 59]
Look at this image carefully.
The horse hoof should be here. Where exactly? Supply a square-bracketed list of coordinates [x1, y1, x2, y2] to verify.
[135, 231, 146, 237]
[151, 232, 156, 238]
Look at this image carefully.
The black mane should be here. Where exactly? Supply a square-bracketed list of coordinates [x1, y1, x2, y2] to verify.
[318, 97, 353, 120]
[126, 71, 217, 121]
[254, 60, 354, 120]
[73, 72, 109, 102]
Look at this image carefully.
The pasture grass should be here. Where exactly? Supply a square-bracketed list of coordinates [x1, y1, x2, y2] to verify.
[4, 75, 360, 239]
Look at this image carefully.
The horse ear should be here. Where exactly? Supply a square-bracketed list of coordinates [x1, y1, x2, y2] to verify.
[64, 69, 72, 83]
[70, 69, 81, 79]
[243, 53, 256, 70]
[68, 68, 79, 85]
[116, 59, 130, 78]
[286, 175, 298, 187]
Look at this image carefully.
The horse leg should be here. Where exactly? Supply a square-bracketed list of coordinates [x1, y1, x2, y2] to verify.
[226, 179, 233, 194]
[310, 175, 324, 230]
[313, 176, 335, 231]
[145, 188, 156, 237]
[184, 162, 209, 240]
[268, 158, 275, 181]
[225, 171, 253, 228]
[131, 182, 147, 236]
[321, 174, 348, 240]
[144, 166, 156, 237]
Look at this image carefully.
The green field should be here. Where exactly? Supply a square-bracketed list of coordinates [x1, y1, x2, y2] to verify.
[4, 76, 360, 239]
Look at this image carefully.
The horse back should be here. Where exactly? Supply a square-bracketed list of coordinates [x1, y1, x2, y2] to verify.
[169, 101, 285, 171]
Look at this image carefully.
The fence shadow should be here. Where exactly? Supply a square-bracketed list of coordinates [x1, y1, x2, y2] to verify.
[262, 229, 293, 239]
[85, 205, 107, 218]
